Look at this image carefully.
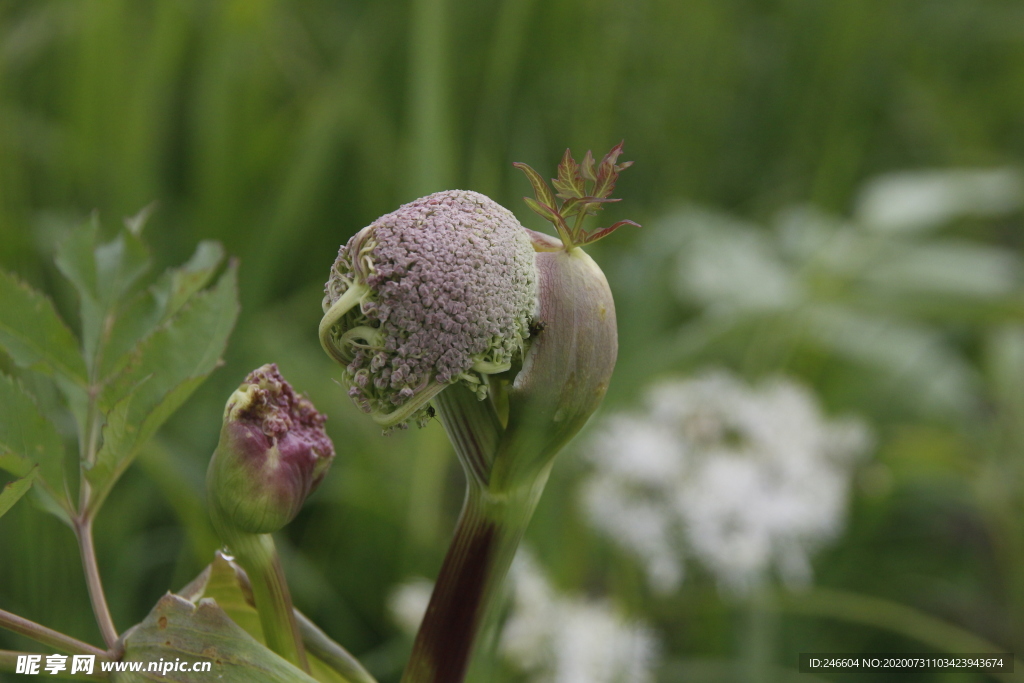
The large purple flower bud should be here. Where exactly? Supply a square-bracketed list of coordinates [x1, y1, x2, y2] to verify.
[207, 364, 335, 535]
[321, 190, 538, 428]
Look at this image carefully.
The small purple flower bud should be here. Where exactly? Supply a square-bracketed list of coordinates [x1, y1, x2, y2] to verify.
[207, 364, 335, 535]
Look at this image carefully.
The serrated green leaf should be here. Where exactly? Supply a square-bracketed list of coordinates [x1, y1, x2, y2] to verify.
[114, 594, 319, 683]
[0, 269, 87, 385]
[98, 241, 225, 380]
[101, 263, 238, 415]
[94, 229, 152, 310]
[54, 219, 104, 368]
[96, 290, 165, 381]
[54, 218, 101, 304]
[87, 375, 207, 508]
[0, 374, 68, 506]
[55, 220, 152, 372]
[85, 390, 136, 491]
[0, 468, 36, 519]
[155, 241, 225, 322]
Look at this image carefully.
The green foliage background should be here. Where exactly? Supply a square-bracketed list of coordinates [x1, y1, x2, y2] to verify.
[2, 1, 1024, 681]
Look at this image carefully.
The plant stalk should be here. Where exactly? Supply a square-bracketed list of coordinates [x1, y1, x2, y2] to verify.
[229, 553, 377, 683]
[401, 479, 545, 683]
[401, 384, 550, 683]
[73, 518, 118, 649]
[216, 525, 309, 672]
[0, 608, 108, 658]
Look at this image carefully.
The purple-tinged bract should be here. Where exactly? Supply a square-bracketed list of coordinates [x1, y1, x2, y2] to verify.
[322, 190, 538, 428]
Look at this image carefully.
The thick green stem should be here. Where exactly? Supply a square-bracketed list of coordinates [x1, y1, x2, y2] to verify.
[0, 608, 108, 658]
[237, 534, 307, 672]
[401, 479, 546, 683]
[211, 513, 308, 672]
[401, 384, 549, 683]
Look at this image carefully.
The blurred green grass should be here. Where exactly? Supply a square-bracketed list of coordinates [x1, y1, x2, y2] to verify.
[3, 1, 1024, 681]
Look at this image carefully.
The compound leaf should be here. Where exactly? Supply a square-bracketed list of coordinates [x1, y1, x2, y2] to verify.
[86, 265, 239, 505]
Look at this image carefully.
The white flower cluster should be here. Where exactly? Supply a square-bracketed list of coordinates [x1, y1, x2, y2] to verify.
[388, 551, 658, 683]
[855, 167, 1023, 234]
[500, 552, 658, 683]
[582, 371, 871, 595]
